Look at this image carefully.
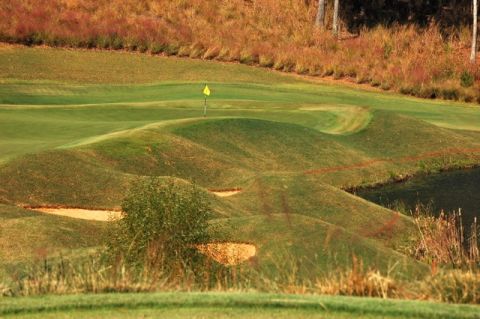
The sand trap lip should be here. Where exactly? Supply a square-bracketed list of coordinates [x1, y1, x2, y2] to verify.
[196, 243, 256, 266]
[25, 206, 123, 221]
[209, 188, 242, 197]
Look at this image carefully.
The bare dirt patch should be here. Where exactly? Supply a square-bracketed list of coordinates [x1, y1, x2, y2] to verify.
[26, 207, 123, 221]
[196, 243, 256, 265]
[209, 188, 242, 197]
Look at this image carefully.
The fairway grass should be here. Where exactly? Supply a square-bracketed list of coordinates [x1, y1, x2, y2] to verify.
[1, 292, 479, 319]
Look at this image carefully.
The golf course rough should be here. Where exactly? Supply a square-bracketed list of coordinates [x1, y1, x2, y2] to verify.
[1, 45, 480, 283]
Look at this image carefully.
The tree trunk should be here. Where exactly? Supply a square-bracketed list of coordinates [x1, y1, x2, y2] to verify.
[471, 0, 478, 63]
[315, 0, 326, 28]
[333, 0, 340, 36]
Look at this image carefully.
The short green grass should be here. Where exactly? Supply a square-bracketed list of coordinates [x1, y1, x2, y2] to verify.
[1, 292, 479, 319]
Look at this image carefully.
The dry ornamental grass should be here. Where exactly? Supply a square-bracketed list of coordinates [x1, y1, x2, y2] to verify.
[0, 0, 478, 102]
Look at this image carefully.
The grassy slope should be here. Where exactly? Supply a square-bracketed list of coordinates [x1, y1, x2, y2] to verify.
[0, 205, 107, 272]
[2, 45, 480, 279]
[1, 292, 479, 319]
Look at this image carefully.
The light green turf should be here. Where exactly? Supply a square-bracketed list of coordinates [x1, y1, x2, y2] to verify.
[1, 292, 479, 319]
[1, 46, 480, 163]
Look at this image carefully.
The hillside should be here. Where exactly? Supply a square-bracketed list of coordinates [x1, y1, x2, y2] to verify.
[1, 45, 480, 285]
[1, 0, 479, 102]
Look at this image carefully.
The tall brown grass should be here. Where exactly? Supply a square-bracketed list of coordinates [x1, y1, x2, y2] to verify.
[410, 206, 479, 270]
[3, 250, 479, 304]
[0, 0, 479, 102]
[315, 256, 402, 299]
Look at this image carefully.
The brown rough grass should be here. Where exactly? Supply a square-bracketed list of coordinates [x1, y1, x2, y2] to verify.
[195, 243, 256, 266]
[1, 0, 478, 102]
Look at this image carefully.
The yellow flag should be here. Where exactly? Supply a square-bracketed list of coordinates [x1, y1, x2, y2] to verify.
[203, 85, 211, 96]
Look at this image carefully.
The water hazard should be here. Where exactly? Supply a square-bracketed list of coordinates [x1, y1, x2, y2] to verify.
[355, 167, 480, 226]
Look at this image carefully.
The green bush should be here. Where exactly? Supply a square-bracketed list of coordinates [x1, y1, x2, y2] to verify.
[111, 37, 124, 50]
[150, 43, 166, 54]
[239, 51, 256, 65]
[108, 178, 213, 268]
[164, 44, 180, 56]
[460, 71, 474, 88]
[441, 87, 460, 100]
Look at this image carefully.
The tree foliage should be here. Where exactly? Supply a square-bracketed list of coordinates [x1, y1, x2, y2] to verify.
[108, 178, 213, 268]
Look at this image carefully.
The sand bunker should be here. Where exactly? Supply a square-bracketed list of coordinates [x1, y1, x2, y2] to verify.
[196, 243, 256, 266]
[209, 188, 242, 197]
[29, 207, 123, 221]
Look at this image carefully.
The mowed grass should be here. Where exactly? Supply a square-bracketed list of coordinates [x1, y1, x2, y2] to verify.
[1, 46, 480, 163]
[1, 45, 480, 281]
[2, 292, 479, 319]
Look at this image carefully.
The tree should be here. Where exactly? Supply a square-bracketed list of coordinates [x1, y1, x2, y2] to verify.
[315, 0, 326, 28]
[108, 178, 213, 268]
[471, 0, 478, 63]
[333, 0, 340, 36]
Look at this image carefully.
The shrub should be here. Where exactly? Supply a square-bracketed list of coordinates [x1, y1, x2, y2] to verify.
[380, 82, 392, 90]
[150, 43, 165, 54]
[323, 67, 335, 77]
[460, 71, 475, 88]
[333, 68, 345, 79]
[441, 87, 460, 100]
[399, 86, 413, 95]
[164, 44, 179, 56]
[419, 86, 440, 99]
[259, 55, 274, 68]
[294, 63, 308, 74]
[108, 178, 214, 268]
[111, 37, 124, 50]
[308, 64, 323, 76]
[177, 46, 191, 57]
[239, 51, 256, 65]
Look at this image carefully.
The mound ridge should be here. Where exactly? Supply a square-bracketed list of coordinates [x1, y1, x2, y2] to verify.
[0, 205, 107, 266]
[335, 111, 480, 158]
[4, 46, 480, 286]
[173, 118, 371, 172]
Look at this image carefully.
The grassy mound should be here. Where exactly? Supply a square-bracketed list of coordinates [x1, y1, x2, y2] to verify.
[2, 46, 480, 285]
[335, 111, 480, 158]
[0, 205, 106, 269]
[0, 150, 132, 208]
[219, 213, 422, 280]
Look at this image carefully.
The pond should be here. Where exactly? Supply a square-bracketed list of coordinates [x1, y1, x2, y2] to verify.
[355, 167, 480, 227]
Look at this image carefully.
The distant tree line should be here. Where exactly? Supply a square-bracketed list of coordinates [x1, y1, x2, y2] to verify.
[313, 0, 478, 61]
[312, 0, 473, 31]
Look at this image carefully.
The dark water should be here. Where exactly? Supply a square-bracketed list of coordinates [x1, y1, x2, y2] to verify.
[355, 168, 480, 226]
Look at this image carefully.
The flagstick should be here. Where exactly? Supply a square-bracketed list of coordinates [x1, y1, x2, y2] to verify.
[203, 96, 207, 117]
